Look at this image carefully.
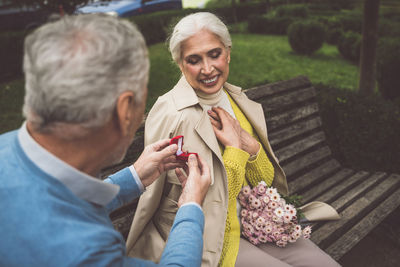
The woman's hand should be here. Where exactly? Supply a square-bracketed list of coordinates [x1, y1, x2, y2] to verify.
[208, 107, 242, 149]
[208, 107, 260, 156]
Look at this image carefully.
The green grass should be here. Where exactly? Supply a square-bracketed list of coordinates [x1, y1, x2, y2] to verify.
[229, 34, 358, 89]
[0, 33, 359, 134]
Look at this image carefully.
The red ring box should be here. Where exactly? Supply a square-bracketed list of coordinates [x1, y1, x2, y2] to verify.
[170, 135, 198, 161]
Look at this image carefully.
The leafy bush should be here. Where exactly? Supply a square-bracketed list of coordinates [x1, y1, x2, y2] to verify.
[248, 15, 294, 35]
[376, 38, 400, 100]
[275, 4, 309, 18]
[317, 84, 400, 174]
[337, 31, 361, 63]
[287, 20, 325, 55]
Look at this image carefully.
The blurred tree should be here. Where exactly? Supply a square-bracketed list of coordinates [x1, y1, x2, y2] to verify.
[14, 0, 90, 14]
[359, 0, 380, 94]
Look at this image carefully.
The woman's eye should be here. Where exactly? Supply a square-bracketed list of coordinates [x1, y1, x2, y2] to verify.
[187, 58, 199, 65]
[211, 51, 221, 58]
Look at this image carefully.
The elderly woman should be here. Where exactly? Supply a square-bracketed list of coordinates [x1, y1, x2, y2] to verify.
[126, 12, 340, 267]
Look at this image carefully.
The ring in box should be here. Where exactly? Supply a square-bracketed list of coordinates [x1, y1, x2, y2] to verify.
[170, 135, 198, 161]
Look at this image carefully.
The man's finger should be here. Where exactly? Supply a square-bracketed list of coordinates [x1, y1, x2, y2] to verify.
[196, 154, 210, 177]
[150, 138, 173, 152]
[156, 143, 178, 161]
[175, 168, 187, 188]
[164, 162, 186, 171]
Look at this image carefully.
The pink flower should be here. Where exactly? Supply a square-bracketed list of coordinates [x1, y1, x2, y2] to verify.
[274, 207, 284, 218]
[258, 234, 268, 243]
[251, 198, 262, 209]
[303, 225, 312, 236]
[241, 209, 248, 218]
[252, 212, 259, 219]
[276, 240, 287, 247]
[242, 186, 251, 196]
[249, 236, 260, 245]
[268, 201, 278, 209]
[281, 234, 289, 242]
[267, 187, 277, 196]
[264, 226, 273, 234]
[291, 230, 301, 240]
[239, 182, 309, 248]
[270, 192, 281, 202]
[256, 217, 266, 225]
[283, 213, 292, 223]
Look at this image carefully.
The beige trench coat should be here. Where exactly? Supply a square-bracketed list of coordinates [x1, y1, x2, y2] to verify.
[126, 76, 289, 266]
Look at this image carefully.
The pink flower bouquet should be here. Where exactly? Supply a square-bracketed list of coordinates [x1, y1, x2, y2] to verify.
[239, 181, 312, 247]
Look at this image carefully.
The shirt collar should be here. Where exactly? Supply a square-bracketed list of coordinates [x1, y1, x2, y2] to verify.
[18, 122, 119, 206]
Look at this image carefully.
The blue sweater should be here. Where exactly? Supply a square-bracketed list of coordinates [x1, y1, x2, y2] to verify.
[0, 129, 204, 266]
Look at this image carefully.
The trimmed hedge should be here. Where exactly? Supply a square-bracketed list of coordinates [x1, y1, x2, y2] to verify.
[275, 4, 309, 18]
[316, 84, 400, 174]
[337, 31, 361, 63]
[288, 20, 325, 55]
[376, 38, 400, 100]
[248, 15, 294, 35]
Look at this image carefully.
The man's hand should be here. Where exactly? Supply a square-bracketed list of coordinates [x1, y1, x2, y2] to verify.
[175, 154, 211, 207]
[134, 139, 185, 188]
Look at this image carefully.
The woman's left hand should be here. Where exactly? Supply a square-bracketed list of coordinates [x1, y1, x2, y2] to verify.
[208, 107, 260, 156]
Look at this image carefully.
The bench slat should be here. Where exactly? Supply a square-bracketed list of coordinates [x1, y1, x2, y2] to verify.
[259, 87, 316, 112]
[309, 171, 370, 204]
[311, 174, 400, 247]
[275, 131, 326, 163]
[330, 172, 387, 212]
[267, 103, 319, 131]
[288, 159, 342, 194]
[269, 116, 322, 147]
[281, 146, 332, 179]
[325, 184, 400, 260]
[301, 168, 356, 203]
[245, 75, 311, 99]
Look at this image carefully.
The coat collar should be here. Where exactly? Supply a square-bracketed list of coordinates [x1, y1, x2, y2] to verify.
[169, 75, 269, 166]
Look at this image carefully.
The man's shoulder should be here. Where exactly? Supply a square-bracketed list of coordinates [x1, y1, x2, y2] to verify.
[0, 177, 124, 266]
[0, 129, 18, 149]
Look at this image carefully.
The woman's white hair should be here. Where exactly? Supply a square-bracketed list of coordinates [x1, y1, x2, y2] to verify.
[169, 12, 232, 63]
[23, 14, 149, 135]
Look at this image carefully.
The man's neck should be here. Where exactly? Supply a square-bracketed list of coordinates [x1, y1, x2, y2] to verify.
[26, 122, 119, 177]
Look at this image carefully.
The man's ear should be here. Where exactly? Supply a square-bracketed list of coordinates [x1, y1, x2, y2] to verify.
[115, 91, 135, 137]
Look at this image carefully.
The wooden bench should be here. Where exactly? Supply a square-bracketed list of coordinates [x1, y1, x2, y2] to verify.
[104, 75, 400, 261]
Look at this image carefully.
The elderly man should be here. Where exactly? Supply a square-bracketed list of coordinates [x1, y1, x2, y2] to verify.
[0, 14, 210, 266]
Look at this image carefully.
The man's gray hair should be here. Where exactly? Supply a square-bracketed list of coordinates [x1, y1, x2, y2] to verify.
[169, 12, 232, 64]
[23, 14, 149, 134]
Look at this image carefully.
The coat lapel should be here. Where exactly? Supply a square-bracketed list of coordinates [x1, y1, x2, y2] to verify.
[171, 76, 224, 184]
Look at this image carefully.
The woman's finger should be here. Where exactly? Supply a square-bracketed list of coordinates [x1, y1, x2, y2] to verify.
[207, 109, 220, 121]
[209, 117, 222, 129]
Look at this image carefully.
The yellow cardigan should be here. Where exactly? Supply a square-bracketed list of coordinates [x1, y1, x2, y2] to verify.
[218, 93, 275, 267]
